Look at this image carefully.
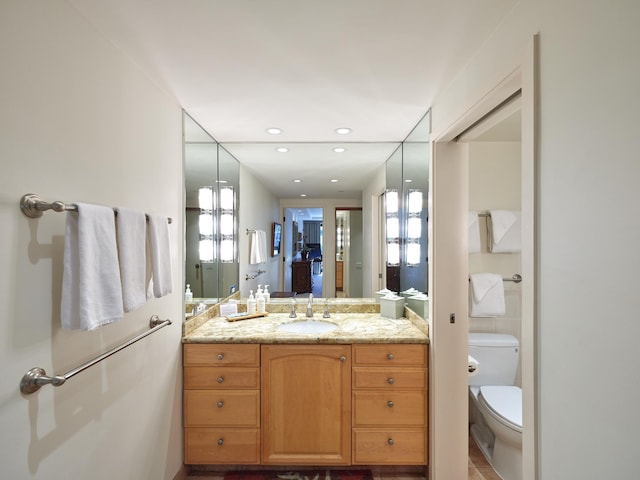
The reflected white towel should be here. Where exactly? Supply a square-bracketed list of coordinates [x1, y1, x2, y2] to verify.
[469, 273, 505, 317]
[148, 214, 172, 298]
[468, 212, 481, 253]
[249, 230, 267, 264]
[61, 203, 123, 330]
[115, 207, 147, 312]
[489, 210, 521, 253]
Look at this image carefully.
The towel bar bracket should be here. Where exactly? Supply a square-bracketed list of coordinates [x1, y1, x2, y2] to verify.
[19, 315, 171, 395]
[20, 193, 71, 219]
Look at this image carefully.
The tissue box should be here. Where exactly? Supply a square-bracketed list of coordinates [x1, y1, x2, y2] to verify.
[375, 288, 396, 303]
[407, 294, 429, 319]
[400, 287, 421, 299]
[379, 295, 405, 319]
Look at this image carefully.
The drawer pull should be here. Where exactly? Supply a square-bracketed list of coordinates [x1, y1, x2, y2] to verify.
[387, 353, 394, 360]
[217, 376, 224, 384]
[216, 353, 224, 360]
[340, 356, 347, 363]
[388, 438, 394, 446]
[387, 400, 394, 408]
[217, 438, 224, 446]
[387, 377, 395, 385]
[217, 400, 224, 408]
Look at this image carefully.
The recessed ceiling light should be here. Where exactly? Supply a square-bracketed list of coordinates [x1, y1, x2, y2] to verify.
[276, 147, 289, 153]
[405, 179, 413, 183]
[335, 127, 351, 135]
[266, 127, 282, 135]
[300, 194, 307, 197]
[333, 147, 346, 153]
[330, 179, 339, 183]
[293, 179, 302, 183]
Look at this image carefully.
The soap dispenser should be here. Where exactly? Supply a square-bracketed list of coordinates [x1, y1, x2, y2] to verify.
[247, 290, 256, 315]
[185, 284, 193, 302]
[263, 285, 271, 304]
[257, 289, 266, 314]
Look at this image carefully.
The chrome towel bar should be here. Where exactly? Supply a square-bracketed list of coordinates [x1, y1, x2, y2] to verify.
[20, 193, 172, 224]
[468, 274, 522, 283]
[20, 315, 171, 395]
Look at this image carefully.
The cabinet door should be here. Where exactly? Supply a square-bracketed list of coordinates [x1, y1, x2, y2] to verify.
[261, 345, 351, 465]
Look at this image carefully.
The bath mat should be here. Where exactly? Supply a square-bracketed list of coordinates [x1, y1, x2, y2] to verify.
[224, 470, 372, 480]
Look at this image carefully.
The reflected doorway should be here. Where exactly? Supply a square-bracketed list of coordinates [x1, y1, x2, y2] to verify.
[335, 208, 363, 298]
[284, 207, 323, 298]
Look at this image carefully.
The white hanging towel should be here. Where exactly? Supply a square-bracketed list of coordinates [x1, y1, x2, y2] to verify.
[468, 212, 481, 253]
[249, 230, 267, 264]
[469, 273, 505, 317]
[61, 203, 124, 330]
[489, 210, 521, 253]
[148, 213, 173, 298]
[115, 207, 147, 312]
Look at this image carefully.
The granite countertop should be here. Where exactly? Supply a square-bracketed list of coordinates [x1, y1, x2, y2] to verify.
[182, 308, 429, 345]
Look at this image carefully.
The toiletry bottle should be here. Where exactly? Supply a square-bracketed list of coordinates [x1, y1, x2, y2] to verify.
[263, 285, 271, 304]
[185, 284, 193, 302]
[257, 288, 266, 314]
[247, 290, 256, 315]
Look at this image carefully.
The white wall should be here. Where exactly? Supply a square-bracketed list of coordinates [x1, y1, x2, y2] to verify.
[362, 164, 386, 297]
[0, 2, 184, 479]
[432, 0, 640, 477]
[239, 165, 280, 296]
[468, 142, 522, 345]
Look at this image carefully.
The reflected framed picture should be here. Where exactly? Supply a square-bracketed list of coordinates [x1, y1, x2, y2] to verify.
[271, 222, 282, 256]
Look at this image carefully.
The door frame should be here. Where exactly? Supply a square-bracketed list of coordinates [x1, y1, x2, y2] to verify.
[428, 36, 537, 480]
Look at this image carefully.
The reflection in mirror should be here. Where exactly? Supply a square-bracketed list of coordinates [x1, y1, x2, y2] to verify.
[335, 208, 363, 298]
[184, 112, 240, 304]
[384, 111, 430, 294]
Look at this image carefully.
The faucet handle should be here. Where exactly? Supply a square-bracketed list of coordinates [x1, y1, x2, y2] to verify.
[289, 300, 297, 318]
[323, 302, 331, 318]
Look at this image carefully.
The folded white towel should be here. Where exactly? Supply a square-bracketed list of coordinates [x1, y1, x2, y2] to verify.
[148, 214, 172, 298]
[61, 203, 124, 330]
[468, 212, 481, 253]
[115, 207, 147, 312]
[469, 273, 505, 317]
[489, 210, 521, 253]
[249, 230, 267, 264]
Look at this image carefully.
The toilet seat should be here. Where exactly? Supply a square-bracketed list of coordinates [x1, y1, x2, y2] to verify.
[479, 385, 522, 433]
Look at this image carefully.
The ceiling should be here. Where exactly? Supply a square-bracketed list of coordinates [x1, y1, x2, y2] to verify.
[69, 0, 519, 199]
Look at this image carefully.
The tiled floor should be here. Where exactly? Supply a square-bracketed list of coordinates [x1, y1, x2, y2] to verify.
[468, 435, 501, 480]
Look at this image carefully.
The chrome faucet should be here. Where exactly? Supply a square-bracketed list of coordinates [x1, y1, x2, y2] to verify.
[306, 294, 314, 318]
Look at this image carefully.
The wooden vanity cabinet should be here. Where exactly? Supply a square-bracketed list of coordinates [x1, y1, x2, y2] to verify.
[351, 344, 428, 465]
[183, 342, 428, 467]
[183, 344, 261, 464]
[261, 344, 351, 465]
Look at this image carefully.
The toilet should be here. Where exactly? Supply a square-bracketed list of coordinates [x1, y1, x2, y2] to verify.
[468, 333, 522, 480]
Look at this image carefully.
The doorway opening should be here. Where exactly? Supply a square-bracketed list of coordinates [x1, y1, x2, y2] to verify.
[284, 207, 323, 298]
[335, 208, 363, 298]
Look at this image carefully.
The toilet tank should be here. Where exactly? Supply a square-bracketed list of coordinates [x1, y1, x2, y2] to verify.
[468, 333, 519, 387]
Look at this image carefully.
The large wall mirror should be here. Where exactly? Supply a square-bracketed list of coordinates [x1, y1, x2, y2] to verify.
[384, 111, 430, 294]
[184, 112, 240, 303]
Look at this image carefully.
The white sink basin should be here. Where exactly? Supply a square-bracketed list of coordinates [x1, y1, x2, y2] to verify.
[278, 320, 338, 334]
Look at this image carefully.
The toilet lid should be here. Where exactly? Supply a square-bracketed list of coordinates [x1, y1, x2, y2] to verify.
[479, 386, 522, 430]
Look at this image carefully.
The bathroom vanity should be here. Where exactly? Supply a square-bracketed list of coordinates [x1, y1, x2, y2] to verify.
[182, 302, 429, 467]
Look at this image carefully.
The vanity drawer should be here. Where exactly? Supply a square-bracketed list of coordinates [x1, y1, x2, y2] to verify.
[352, 367, 426, 390]
[352, 391, 426, 426]
[184, 390, 260, 427]
[185, 427, 260, 464]
[184, 344, 260, 366]
[352, 344, 427, 366]
[352, 428, 426, 465]
[184, 366, 260, 389]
